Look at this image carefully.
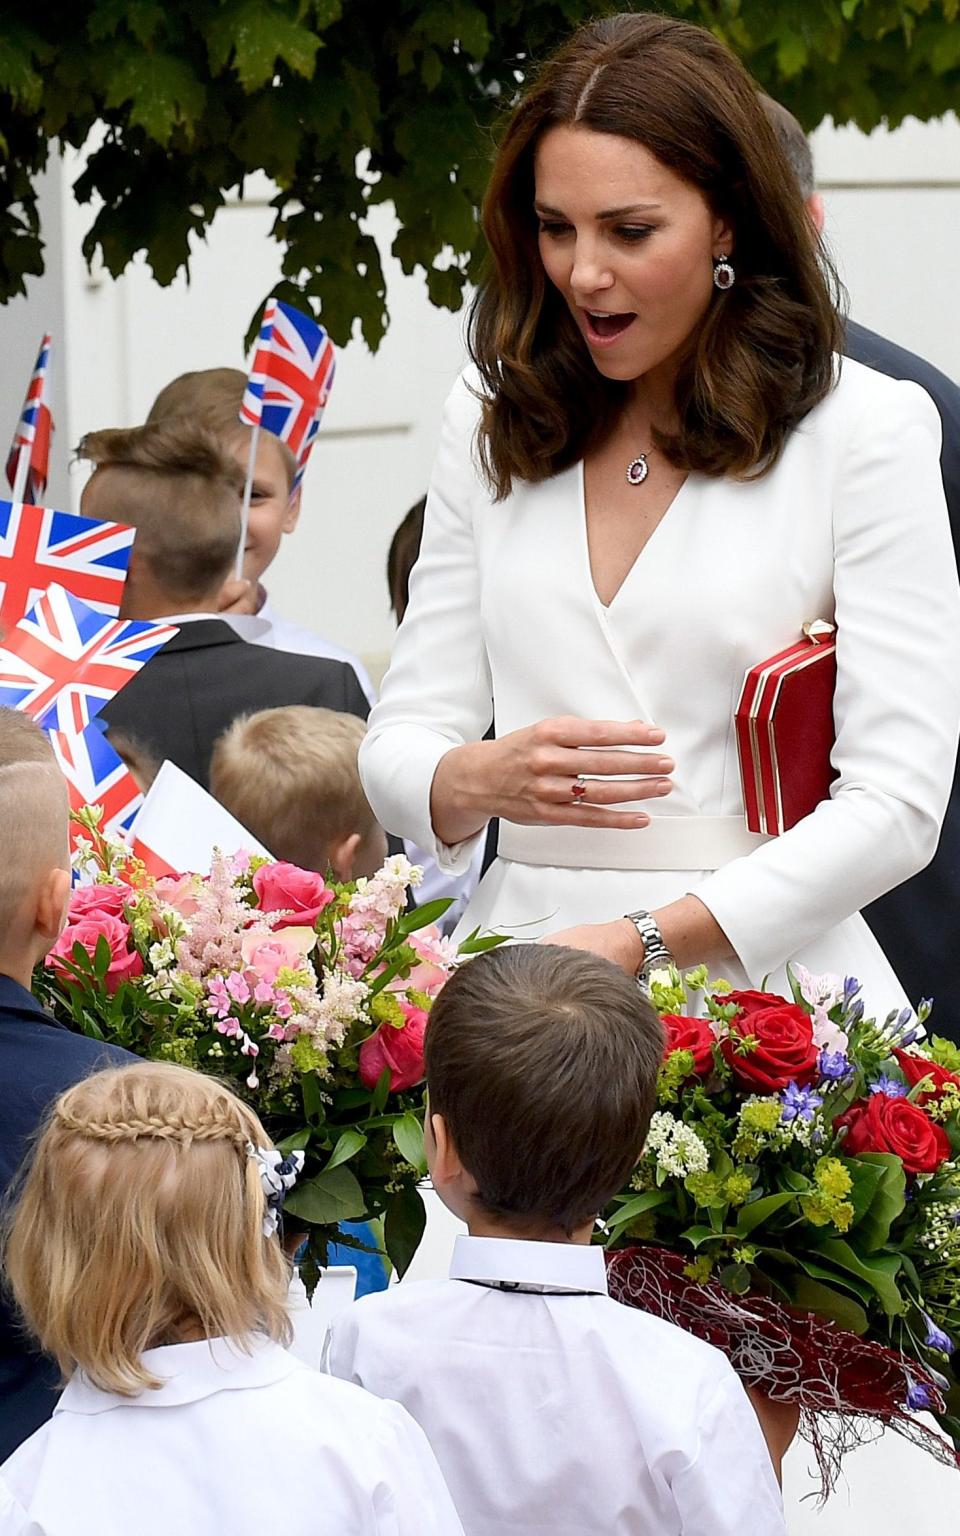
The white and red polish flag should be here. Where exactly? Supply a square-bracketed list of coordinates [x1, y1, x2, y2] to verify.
[128, 758, 269, 877]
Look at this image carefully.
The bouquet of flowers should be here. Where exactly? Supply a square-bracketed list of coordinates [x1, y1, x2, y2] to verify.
[36, 809, 501, 1290]
[602, 965, 960, 1484]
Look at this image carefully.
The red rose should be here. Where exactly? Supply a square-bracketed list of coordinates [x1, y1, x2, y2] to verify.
[359, 1003, 427, 1093]
[662, 1015, 716, 1077]
[835, 1094, 951, 1175]
[720, 1003, 818, 1092]
[722, 988, 790, 1018]
[892, 1048, 960, 1104]
[67, 883, 130, 921]
[253, 862, 335, 929]
[47, 913, 144, 994]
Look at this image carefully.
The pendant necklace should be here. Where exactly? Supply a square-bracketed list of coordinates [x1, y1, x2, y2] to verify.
[626, 451, 650, 486]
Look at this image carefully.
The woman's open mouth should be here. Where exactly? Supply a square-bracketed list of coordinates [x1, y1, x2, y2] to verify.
[581, 309, 636, 347]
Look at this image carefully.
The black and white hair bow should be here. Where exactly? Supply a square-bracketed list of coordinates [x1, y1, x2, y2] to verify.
[247, 1144, 305, 1237]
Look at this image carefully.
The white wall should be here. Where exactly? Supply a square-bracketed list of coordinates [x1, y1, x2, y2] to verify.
[1, 113, 957, 678]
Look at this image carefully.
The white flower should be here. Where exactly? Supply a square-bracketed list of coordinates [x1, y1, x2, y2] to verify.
[643, 1111, 710, 1178]
[811, 1004, 849, 1055]
[793, 965, 843, 1012]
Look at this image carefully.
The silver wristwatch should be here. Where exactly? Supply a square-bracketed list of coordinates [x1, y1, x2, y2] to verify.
[623, 908, 674, 983]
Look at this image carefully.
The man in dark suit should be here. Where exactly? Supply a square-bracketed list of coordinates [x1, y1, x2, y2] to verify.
[766, 99, 960, 1039]
[79, 421, 368, 789]
[0, 711, 134, 1459]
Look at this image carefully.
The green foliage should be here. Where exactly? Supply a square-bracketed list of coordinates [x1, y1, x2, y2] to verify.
[2, 2, 958, 339]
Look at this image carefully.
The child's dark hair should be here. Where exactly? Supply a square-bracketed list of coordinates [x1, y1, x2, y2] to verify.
[425, 944, 664, 1234]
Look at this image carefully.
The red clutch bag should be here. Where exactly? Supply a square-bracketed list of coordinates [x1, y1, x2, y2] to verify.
[735, 621, 838, 835]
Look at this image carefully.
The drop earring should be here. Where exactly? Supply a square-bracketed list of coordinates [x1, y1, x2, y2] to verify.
[713, 254, 735, 290]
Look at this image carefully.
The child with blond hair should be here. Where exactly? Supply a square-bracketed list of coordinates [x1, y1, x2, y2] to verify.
[0, 1061, 463, 1536]
[211, 706, 387, 881]
[0, 709, 134, 1461]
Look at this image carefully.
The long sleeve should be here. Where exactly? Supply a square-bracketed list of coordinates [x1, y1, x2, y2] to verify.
[370, 1401, 466, 1536]
[697, 377, 960, 982]
[360, 375, 493, 876]
[670, 1373, 787, 1535]
[0, 1481, 28, 1536]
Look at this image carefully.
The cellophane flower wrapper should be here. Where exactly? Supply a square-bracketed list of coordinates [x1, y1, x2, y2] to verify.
[39, 807, 505, 1293]
[602, 962, 960, 1491]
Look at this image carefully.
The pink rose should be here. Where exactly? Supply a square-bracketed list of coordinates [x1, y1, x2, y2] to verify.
[48, 913, 144, 994]
[253, 862, 335, 929]
[154, 873, 203, 920]
[67, 883, 131, 921]
[240, 926, 317, 983]
[387, 927, 452, 999]
[359, 1003, 428, 1093]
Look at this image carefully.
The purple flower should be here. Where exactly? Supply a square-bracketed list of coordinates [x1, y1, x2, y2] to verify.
[225, 971, 251, 1005]
[900, 1028, 920, 1048]
[781, 1081, 823, 1123]
[906, 1378, 936, 1411]
[923, 1313, 954, 1355]
[205, 976, 232, 1020]
[818, 1049, 852, 1081]
[843, 976, 861, 1004]
[847, 999, 864, 1025]
[869, 1074, 908, 1099]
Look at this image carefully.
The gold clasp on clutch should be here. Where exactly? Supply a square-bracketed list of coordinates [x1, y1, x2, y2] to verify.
[801, 619, 835, 644]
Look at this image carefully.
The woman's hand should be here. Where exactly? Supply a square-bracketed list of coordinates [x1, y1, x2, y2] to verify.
[540, 919, 644, 974]
[430, 715, 673, 846]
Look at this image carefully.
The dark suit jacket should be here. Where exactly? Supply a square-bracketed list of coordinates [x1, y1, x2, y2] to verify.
[0, 975, 133, 1460]
[845, 323, 960, 1037]
[101, 619, 369, 789]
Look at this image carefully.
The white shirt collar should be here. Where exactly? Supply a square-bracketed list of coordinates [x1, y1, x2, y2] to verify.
[449, 1234, 609, 1295]
[56, 1335, 297, 1415]
[153, 611, 274, 643]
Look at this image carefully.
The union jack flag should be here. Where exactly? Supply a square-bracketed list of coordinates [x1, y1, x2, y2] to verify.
[6, 334, 54, 504]
[0, 501, 135, 631]
[240, 299, 336, 489]
[48, 723, 143, 848]
[0, 584, 177, 733]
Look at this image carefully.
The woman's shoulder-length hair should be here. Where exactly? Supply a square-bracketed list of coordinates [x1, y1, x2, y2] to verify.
[468, 12, 845, 500]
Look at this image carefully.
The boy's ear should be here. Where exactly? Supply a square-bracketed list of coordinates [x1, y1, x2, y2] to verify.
[327, 831, 362, 883]
[428, 1112, 465, 1185]
[35, 866, 72, 946]
[282, 486, 302, 534]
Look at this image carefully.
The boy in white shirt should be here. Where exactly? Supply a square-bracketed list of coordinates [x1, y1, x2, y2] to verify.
[146, 368, 376, 704]
[324, 943, 787, 1536]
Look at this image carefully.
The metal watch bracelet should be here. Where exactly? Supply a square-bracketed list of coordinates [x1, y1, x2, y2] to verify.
[623, 908, 674, 981]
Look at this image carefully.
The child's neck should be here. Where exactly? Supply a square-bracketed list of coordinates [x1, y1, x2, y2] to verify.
[465, 1212, 595, 1246]
[0, 942, 45, 992]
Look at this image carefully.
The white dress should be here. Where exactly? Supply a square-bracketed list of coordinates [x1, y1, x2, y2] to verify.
[360, 360, 960, 1528]
[360, 358, 960, 1005]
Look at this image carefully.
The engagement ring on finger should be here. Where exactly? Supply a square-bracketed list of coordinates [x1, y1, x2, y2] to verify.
[570, 775, 588, 803]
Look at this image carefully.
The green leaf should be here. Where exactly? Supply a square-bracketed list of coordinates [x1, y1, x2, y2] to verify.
[104, 50, 207, 145]
[384, 1184, 427, 1277]
[397, 899, 453, 934]
[456, 931, 511, 955]
[849, 1153, 906, 1252]
[813, 1238, 906, 1318]
[277, 1127, 312, 1155]
[790, 1276, 870, 1335]
[734, 1190, 797, 1236]
[607, 1189, 671, 1225]
[393, 1110, 427, 1173]
[93, 935, 113, 981]
[204, 0, 322, 92]
[322, 1128, 367, 1171]
[284, 1165, 366, 1226]
[301, 1070, 324, 1125]
[679, 1224, 722, 1249]
[372, 1066, 391, 1115]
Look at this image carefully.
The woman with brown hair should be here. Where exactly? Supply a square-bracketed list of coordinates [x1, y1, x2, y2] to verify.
[361, 12, 959, 1006]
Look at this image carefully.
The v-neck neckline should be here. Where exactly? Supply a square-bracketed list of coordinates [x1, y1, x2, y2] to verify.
[578, 458, 692, 611]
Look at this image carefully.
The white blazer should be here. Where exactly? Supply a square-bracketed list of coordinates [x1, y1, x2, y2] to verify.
[360, 360, 960, 1003]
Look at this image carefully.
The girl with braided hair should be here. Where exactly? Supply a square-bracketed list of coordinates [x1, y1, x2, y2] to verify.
[0, 1062, 463, 1536]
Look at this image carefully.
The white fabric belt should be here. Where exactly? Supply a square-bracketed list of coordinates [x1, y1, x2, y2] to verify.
[497, 816, 770, 872]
